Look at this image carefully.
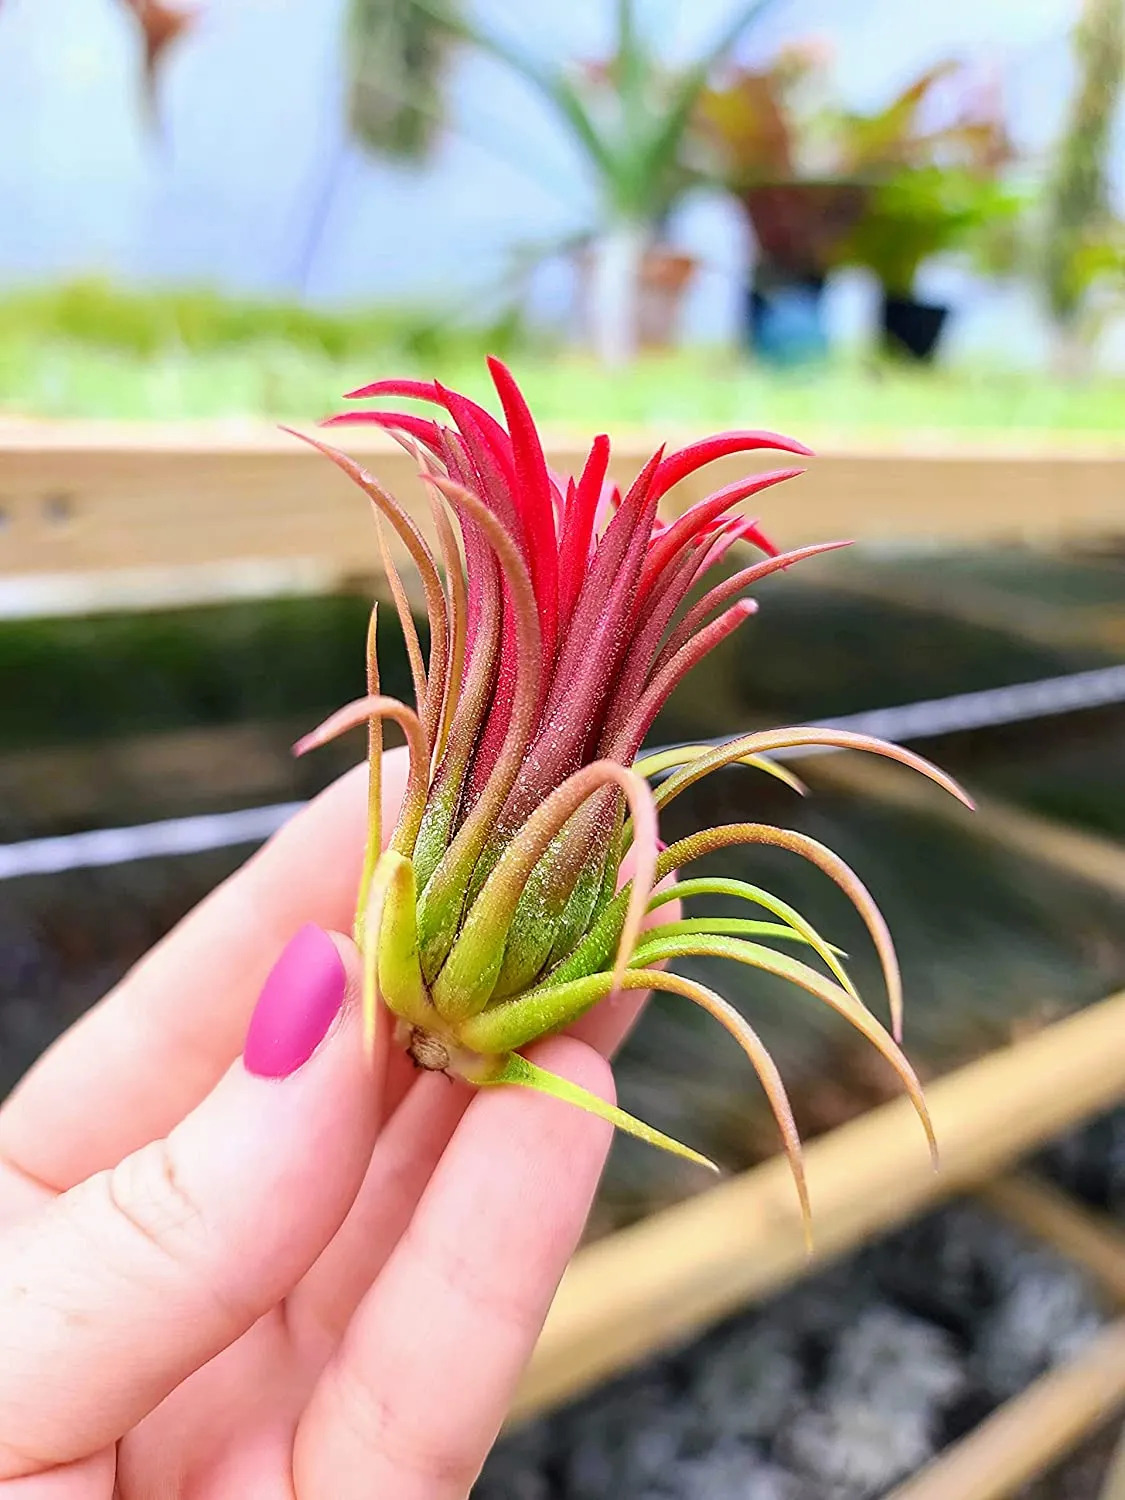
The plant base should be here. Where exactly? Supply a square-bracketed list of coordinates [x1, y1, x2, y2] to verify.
[407, 1027, 452, 1072]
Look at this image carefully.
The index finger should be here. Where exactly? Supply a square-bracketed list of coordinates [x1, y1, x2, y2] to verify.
[0, 753, 403, 1194]
[295, 1036, 614, 1500]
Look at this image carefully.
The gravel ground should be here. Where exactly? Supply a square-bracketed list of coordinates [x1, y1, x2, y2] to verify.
[1039, 1110, 1125, 1220]
[474, 1201, 1115, 1500]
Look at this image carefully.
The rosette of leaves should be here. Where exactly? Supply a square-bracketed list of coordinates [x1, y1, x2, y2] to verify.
[287, 360, 971, 1240]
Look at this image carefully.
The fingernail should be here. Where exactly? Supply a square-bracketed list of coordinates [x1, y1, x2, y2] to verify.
[243, 925, 346, 1079]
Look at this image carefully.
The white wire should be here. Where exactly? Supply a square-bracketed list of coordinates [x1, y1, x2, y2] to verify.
[1, 664, 1124, 881]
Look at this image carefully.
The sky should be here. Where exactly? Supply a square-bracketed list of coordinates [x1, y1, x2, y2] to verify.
[0, 0, 1119, 358]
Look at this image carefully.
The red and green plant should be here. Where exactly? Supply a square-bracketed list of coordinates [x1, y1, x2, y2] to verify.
[289, 362, 970, 1239]
[696, 52, 1020, 297]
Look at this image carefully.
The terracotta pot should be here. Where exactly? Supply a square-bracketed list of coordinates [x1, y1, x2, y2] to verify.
[636, 248, 697, 349]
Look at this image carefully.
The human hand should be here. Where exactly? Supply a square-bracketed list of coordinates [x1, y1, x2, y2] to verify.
[0, 750, 661, 1498]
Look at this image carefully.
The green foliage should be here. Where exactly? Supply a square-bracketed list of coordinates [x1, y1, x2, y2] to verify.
[1042, 0, 1125, 327]
[833, 62, 1018, 293]
[843, 168, 1025, 295]
[693, 42, 837, 189]
[441, 0, 777, 228]
[0, 278, 529, 363]
[1, 337, 1123, 430]
[345, 0, 460, 161]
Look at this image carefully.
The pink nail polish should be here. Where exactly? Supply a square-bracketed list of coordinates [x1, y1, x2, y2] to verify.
[243, 925, 346, 1079]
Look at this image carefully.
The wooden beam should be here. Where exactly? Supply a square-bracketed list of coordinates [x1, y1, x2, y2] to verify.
[512, 988, 1125, 1423]
[0, 423, 1123, 584]
[884, 1319, 1125, 1500]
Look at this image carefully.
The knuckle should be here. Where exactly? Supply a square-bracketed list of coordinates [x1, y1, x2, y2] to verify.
[326, 1360, 481, 1492]
[428, 1242, 539, 1337]
[105, 1137, 207, 1260]
[92, 1140, 257, 1327]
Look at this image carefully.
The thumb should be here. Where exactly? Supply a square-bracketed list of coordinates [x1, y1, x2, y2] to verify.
[0, 925, 375, 1480]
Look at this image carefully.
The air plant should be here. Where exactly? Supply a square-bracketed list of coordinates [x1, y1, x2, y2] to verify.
[287, 360, 970, 1241]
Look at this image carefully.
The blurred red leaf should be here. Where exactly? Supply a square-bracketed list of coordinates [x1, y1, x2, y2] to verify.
[119, 0, 196, 98]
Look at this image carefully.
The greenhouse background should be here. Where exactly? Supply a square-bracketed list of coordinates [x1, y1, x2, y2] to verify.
[0, 0, 1121, 365]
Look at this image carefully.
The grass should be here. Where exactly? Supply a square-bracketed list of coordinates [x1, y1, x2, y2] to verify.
[0, 280, 1123, 437]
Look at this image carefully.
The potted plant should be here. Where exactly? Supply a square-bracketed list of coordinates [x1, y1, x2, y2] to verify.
[694, 43, 870, 362]
[845, 167, 1022, 359]
[441, 0, 778, 365]
[834, 62, 1017, 360]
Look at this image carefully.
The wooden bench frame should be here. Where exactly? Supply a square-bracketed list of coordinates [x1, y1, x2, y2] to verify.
[0, 425, 1123, 598]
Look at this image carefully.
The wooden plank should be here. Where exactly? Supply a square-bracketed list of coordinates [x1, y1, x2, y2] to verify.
[512, 988, 1125, 1422]
[0, 423, 1123, 583]
[884, 1319, 1125, 1500]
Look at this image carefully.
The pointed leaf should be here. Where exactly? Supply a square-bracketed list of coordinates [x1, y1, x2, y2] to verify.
[654, 726, 974, 835]
[488, 356, 559, 662]
[655, 541, 852, 671]
[647, 875, 857, 1001]
[632, 932, 936, 1165]
[632, 744, 807, 797]
[557, 433, 611, 626]
[479, 1051, 718, 1173]
[652, 822, 906, 1043]
[652, 429, 813, 500]
[640, 467, 805, 593]
[294, 693, 431, 857]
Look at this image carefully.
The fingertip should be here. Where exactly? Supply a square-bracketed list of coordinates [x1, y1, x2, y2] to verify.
[525, 1035, 616, 1110]
[324, 929, 363, 996]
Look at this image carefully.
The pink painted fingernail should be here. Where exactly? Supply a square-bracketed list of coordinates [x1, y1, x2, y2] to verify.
[243, 925, 346, 1079]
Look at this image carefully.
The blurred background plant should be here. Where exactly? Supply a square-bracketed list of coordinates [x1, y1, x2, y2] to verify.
[0, 0, 1121, 393]
[291, 0, 462, 294]
[117, 0, 197, 115]
[837, 66, 1024, 360]
[692, 42, 868, 362]
[345, 0, 460, 162]
[439, 0, 778, 365]
[693, 53, 1026, 362]
[1039, 0, 1125, 374]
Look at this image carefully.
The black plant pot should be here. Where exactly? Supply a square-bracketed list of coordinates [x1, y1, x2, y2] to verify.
[881, 293, 949, 362]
